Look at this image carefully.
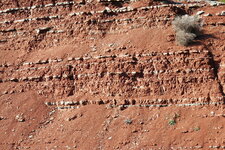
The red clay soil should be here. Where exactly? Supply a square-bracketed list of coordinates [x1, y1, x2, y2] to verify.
[0, 0, 225, 149]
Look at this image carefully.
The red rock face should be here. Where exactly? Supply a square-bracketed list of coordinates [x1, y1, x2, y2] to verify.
[0, 0, 225, 149]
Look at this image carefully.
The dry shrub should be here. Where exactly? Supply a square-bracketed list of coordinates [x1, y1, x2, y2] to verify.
[172, 15, 203, 46]
[176, 30, 196, 46]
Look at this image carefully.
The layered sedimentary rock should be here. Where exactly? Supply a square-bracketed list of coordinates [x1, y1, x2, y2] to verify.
[0, 49, 224, 105]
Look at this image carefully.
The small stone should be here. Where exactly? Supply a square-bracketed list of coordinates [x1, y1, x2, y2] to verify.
[36, 27, 52, 34]
[0, 116, 5, 120]
[143, 130, 149, 132]
[68, 57, 74, 61]
[108, 43, 115, 47]
[66, 115, 77, 121]
[203, 13, 212, 17]
[181, 130, 189, 133]
[3, 91, 8, 94]
[15, 114, 25, 122]
[45, 102, 52, 106]
[28, 135, 33, 139]
[91, 47, 97, 52]
[105, 49, 111, 52]
[210, 111, 215, 116]
[196, 11, 205, 15]
[105, 7, 111, 13]
[113, 114, 119, 118]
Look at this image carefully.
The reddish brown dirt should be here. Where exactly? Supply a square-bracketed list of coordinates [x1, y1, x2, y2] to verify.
[0, 0, 225, 149]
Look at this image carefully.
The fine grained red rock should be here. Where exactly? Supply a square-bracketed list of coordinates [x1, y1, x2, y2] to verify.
[0, 0, 225, 149]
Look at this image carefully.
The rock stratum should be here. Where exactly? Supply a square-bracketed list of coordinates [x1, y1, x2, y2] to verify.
[0, 0, 225, 149]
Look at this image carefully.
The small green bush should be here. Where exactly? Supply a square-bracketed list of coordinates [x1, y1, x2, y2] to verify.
[193, 126, 200, 131]
[168, 119, 176, 125]
[124, 119, 132, 124]
[172, 15, 203, 46]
